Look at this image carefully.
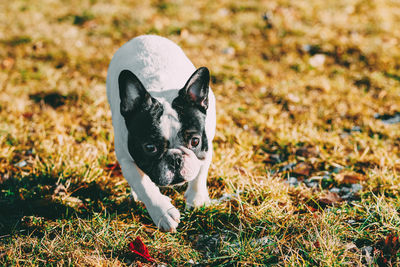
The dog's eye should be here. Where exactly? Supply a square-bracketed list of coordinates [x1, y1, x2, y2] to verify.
[190, 137, 200, 148]
[143, 143, 157, 154]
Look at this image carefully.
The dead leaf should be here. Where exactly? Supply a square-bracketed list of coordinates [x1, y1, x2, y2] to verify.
[83, 20, 97, 29]
[335, 171, 366, 185]
[296, 146, 319, 158]
[263, 153, 281, 164]
[292, 162, 312, 176]
[318, 191, 342, 206]
[23, 112, 34, 119]
[2, 57, 15, 69]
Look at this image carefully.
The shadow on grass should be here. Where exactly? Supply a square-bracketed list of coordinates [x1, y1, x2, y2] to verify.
[29, 91, 79, 108]
[0, 172, 146, 237]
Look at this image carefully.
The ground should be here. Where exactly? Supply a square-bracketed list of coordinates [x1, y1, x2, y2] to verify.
[0, 0, 400, 266]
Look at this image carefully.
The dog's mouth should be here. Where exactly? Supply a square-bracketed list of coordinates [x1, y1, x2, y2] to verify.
[140, 146, 203, 187]
[158, 179, 186, 188]
[170, 175, 186, 186]
[157, 167, 191, 187]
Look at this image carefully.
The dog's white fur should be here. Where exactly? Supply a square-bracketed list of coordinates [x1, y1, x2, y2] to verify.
[106, 35, 216, 232]
[158, 99, 180, 144]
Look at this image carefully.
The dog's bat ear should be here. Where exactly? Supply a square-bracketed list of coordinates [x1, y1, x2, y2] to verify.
[118, 70, 155, 116]
[183, 67, 210, 110]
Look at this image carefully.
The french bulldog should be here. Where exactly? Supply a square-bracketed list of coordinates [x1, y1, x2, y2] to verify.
[106, 35, 216, 232]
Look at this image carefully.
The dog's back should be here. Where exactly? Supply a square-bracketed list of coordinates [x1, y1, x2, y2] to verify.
[106, 35, 196, 107]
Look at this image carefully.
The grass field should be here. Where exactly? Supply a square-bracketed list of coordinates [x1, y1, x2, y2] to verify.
[1, 0, 400, 265]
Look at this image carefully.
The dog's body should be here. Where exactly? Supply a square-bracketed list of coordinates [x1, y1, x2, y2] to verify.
[106, 35, 216, 232]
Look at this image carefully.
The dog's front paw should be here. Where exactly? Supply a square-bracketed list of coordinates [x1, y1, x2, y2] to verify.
[147, 197, 180, 232]
[185, 189, 210, 209]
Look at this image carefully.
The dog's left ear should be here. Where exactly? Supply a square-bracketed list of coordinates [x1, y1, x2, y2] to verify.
[183, 67, 210, 110]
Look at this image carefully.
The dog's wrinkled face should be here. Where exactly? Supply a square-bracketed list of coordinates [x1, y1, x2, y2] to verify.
[119, 67, 210, 186]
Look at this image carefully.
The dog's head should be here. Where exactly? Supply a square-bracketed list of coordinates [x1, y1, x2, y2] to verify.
[118, 67, 210, 186]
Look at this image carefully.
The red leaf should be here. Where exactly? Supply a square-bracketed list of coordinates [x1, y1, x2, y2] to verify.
[376, 233, 400, 266]
[105, 162, 122, 176]
[306, 205, 318, 212]
[128, 237, 155, 263]
[105, 162, 120, 170]
[383, 233, 400, 258]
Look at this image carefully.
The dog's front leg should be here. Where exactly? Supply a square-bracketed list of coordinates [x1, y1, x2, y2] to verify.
[119, 158, 181, 232]
[184, 150, 212, 208]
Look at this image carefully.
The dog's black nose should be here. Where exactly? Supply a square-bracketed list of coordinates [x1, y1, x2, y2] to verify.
[166, 152, 183, 170]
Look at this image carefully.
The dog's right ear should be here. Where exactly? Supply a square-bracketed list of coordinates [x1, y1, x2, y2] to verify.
[118, 70, 154, 116]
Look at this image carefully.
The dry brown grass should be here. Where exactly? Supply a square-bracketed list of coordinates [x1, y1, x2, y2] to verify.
[1, 0, 400, 265]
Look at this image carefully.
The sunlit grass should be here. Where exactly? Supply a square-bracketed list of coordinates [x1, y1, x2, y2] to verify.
[1, 0, 400, 265]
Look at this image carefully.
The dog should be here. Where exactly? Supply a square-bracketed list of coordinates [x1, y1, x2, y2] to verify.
[106, 35, 216, 232]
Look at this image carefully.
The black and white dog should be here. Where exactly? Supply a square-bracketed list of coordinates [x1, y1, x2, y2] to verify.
[106, 35, 216, 232]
